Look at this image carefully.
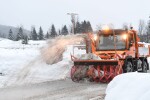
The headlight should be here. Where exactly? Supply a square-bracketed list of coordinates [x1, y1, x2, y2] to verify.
[93, 34, 97, 41]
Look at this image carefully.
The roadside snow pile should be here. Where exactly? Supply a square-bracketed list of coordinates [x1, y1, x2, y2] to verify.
[105, 72, 150, 100]
[0, 39, 46, 87]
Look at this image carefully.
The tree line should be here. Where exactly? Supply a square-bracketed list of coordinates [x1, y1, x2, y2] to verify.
[6, 20, 93, 43]
[6, 18, 150, 43]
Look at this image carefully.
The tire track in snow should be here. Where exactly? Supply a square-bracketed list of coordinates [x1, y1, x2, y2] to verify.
[15, 58, 39, 84]
[27, 80, 105, 100]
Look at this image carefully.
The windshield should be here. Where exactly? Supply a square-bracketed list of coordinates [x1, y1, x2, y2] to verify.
[96, 34, 126, 50]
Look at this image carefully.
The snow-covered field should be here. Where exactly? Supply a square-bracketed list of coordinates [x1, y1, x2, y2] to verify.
[0, 38, 46, 87]
[0, 35, 85, 88]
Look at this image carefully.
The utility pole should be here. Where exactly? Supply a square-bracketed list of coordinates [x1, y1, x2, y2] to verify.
[67, 13, 78, 34]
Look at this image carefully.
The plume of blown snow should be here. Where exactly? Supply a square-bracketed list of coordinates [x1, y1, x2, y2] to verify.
[41, 34, 85, 64]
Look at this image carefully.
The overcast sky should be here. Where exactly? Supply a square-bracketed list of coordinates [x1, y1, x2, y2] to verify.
[0, 0, 150, 32]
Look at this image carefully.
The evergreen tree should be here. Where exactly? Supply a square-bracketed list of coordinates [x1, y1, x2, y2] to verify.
[31, 27, 38, 40]
[58, 29, 61, 35]
[45, 31, 50, 39]
[81, 20, 87, 33]
[16, 27, 23, 41]
[75, 21, 82, 34]
[50, 24, 57, 37]
[61, 25, 68, 35]
[16, 33, 21, 41]
[38, 26, 44, 40]
[8, 29, 14, 40]
[19, 27, 23, 38]
[80, 20, 93, 33]
[86, 21, 93, 32]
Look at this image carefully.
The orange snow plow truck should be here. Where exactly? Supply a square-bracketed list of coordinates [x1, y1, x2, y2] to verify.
[71, 28, 150, 83]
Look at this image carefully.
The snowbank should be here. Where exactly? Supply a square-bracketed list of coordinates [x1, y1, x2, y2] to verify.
[105, 72, 150, 100]
[0, 35, 86, 87]
[0, 39, 46, 87]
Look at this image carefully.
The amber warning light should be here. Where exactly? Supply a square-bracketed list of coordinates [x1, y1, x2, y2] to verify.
[122, 34, 127, 40]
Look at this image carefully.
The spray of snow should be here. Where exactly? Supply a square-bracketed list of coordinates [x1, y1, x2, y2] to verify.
[41, 35, 85, 64]
[13, 35, 86, 85]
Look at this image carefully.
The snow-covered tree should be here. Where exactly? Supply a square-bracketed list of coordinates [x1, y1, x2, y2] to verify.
[80, 20, 93, 33]
[8, 29, 14, 40]
[61, 25, 68, 35]
[75, 21, 82, 34]
[50, 24, 57, 37]
[16, 27, 24, 41]
[58, 29, 61, 35]
[38, 26, 44, 40]
[86, 21, 93, 32]
[31, 27, 38, 40]
[45, 31, 50, 39]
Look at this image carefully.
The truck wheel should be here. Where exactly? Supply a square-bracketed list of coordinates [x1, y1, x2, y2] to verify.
[142, 61, 147, 73]
[124, 61, 133, 73]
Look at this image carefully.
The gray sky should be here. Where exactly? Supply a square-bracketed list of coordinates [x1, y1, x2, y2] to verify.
[0, 0, 150, 32]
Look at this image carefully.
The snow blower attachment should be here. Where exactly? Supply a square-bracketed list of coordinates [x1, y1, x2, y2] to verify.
[71, 28, 150, 83]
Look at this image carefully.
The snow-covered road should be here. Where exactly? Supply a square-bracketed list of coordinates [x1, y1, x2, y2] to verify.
[0, 79, 106, 100]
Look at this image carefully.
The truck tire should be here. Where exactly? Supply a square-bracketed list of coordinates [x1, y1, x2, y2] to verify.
[124, 61, 133, 73]
[142, 61, 147, 73]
